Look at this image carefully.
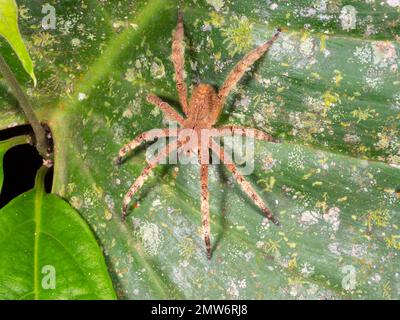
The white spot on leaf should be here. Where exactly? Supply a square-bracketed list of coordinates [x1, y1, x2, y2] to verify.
[136, 222, 163, 256]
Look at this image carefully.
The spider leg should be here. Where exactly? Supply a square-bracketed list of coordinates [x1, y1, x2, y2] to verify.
[116, 128, 180, 164]
[213, 29, 281, 119]
[215, 126, 279, 143]
[147, 95, 186, 126]
[209, 140, 279, 225]
[122, 141, 179, 221]
[172, 11, 190, 116]
[200, 163, 212, 259]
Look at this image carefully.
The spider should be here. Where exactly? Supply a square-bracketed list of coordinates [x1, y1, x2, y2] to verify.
[117, 12, 282, 259]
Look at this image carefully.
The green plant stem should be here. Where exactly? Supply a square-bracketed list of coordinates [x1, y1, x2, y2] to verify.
[0, 53, 49, 159]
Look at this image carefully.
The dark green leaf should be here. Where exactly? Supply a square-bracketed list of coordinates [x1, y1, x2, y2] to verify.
[0, 167, 116, 299]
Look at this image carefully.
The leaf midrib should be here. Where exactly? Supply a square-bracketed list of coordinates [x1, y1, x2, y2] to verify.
[33, 169, 44, 300]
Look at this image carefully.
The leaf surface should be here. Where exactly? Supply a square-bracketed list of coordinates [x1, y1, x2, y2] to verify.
[0, 0, 399, 299]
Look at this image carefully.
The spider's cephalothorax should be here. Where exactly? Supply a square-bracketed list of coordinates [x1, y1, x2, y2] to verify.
[117, 12, 281, 259]
[185, 83, 219, 128]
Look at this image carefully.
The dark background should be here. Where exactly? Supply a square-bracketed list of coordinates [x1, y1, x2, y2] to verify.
[0, 125, 52, 208]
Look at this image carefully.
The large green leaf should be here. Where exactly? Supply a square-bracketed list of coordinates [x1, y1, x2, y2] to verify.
[0, 0, 399, 299]
[0, 167, 116, 299]
[0, 0, 36, 85]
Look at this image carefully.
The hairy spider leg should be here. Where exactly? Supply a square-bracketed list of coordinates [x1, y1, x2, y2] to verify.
[116, 128, 180, 164]
[171, 11, 190, 116]
[200, 162, 212, 259]
[146, 95, 186, 126]
[210, 29, 282, 123]
[198, 139, 212, 259]
[121, 141, 180, 221]
[209, 140, 279, 225]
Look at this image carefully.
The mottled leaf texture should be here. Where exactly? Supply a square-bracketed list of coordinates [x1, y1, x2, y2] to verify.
[0, 167, 116, 299]
[0, 0, 399, 299]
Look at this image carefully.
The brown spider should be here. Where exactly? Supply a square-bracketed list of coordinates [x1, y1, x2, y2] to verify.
[117, 12, 281, 259]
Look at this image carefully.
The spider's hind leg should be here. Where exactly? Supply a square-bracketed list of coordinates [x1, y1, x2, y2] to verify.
[122, 163, 154, 222]
[209, 140, 279, 225]
[121, 142, 178, 221]
[200, 163, 212, 259]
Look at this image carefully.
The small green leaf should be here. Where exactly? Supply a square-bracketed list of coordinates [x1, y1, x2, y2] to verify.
[0, 166, 116, 299]
[0, 0, 36, 86]
[0, 135, 29, 190]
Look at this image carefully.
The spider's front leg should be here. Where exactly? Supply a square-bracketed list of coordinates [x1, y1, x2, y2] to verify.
[121, 141, 179, 221]
[146, 95, 186, 126]
[209, 140, 279, 225]
[171, 11, 190, 116]
[210, 29, 281, 121]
